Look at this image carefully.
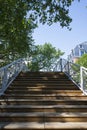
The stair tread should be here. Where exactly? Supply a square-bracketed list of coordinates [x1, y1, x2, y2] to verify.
[0, 71, 87, 129]
[44, 112, 87, 117]
[0, 122, 44, 129]
[1, 104, 87, 108]
[3, 94, 85, 97]
[0, 112, 44, 117]
[8, 86, 77, 89]
[0, 99, 87, 101]
[6, 88, 78, 91]
[6, 90, 81, 92]
[1, 122, 87, 129]
[45, 122, 87, 129]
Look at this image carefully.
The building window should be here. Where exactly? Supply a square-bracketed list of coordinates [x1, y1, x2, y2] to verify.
[80, 50, 85, 56]
[79, 44, 83, 49]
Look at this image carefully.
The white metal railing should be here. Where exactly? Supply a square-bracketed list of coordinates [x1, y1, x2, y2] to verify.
[0, 57, 87, 95]
[80, 66, 87, 95]
[54, 58, 87, 95]
[0, 58, 28, 95]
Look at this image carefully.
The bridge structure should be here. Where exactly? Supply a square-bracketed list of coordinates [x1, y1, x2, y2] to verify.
[0, 58, 87, 129]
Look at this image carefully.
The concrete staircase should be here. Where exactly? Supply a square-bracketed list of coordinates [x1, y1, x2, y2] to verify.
[0, 72, 87, 129]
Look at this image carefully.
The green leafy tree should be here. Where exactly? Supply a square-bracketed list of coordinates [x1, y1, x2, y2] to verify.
[0, 0, 79, 66]
[28, 43, 64, 71]
[27, 0, 74, 29]
[0, 0, 37, 66]
[77, 54, 87, 68]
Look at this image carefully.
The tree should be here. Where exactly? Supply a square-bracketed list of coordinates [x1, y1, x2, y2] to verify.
[28, 43, 64, 71]
[76, 54, 87, 68]
[27, 0, 74, 29]
[0, 0, 37, 66]
[0, 0, 78, 66]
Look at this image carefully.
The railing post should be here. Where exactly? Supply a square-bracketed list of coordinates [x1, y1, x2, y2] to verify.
[0, 58, 28, 96]
[60, 59, 63, 72]
[67, 61, 70, 75]
[80, 67, 83, 91]
[1, 68, 7, 93]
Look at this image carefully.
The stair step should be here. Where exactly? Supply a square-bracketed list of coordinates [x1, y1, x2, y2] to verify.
[11, 83, 75, 86]
[2, 94, 87, 101]
[0, 112, 44, 122]
[13, 79, 73, 84]
[0, 112, 87, 122]
[8, 85, 78, 89]
[1, 99, 87, 105]
[0, 122, 44, 129]
[9, 84, 79, 90]
[15, 79, 71, 81]
[4, 90, 81, 93]
[1, 122, 87, 129]
[5, 90, 79, 94]
[0, 71, 87, 129]
[1, 112, 87, 117]
[9, 84, 77, 88]
[1, 105, 87, 113]
[5, 89, 80, 95]
[18, 72, 66, 76]
[44, 105, 87, 112]
[17, 75, 68, 77]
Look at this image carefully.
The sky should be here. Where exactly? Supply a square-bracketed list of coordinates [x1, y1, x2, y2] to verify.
[33, 0, 87, 59]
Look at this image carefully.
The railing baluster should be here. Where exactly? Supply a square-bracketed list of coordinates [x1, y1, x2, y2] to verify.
[53, 58, 87, 95]
[60, 58, 63, 72]
[0, 58, 28, 95]
[80, 67, 83, 91]
[0, 57, 87, 95]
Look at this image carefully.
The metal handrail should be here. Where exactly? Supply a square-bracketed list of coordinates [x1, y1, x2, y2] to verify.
[0, 58, 28, 95]
[80, 66, 87, 94]
[54, 58, 87, 95]
[0, 57, 87, 95]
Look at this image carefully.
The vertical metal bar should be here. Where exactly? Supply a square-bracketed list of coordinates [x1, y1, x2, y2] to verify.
[60, 59, 63, 72]
[2, 68, 7, 93]
[80, 67, 83, 91]
[67, 61, 70, 75]
[0, 58, 28, 96]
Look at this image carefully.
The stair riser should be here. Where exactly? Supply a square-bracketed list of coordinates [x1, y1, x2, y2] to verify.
[4, 90, 82, 94]
[12, 81, 74, 84]
[5, 89, 79, 95]
[7, 85, 78, 88]
[0, 117, 87, 122]
[44, 117, 87, 122]
[0, 108, 44, 112]
[0, 108, 87, 113]
[5, 92, 80, 96]
[11, 83, 75, 86]
[2, 96, 87, 100]
[1, 101, 87, 105]
[8, 86, 78, 89]
[5, 89, 81, 96]
[0, 117, 44, 122]
[15, 79, 71, 82]
[18, 76, 68, 78]
[16, 76, 68, 78]
[18, 73, 67, 77]
[44, 108, 87, 113]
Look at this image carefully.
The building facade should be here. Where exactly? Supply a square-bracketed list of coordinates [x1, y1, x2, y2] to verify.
[68, 42, 87, 63]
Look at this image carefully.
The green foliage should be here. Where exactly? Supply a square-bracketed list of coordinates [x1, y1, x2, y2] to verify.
[28, 43, 64, 71]
[0, 0, 36, 66]
[27, 0, 74, 29]
[77, 54, 87, 68]
[0, 0, 78, 66]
